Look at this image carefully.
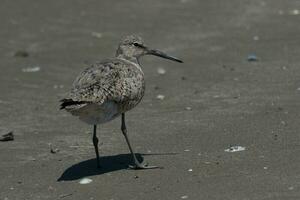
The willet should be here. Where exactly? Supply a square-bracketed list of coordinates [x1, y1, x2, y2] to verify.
[60, 35, 183, 169]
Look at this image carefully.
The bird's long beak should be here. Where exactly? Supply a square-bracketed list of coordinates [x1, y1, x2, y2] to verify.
[147, 48, 183, 63]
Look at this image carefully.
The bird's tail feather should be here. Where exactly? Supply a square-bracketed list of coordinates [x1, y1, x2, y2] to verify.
[60, 99, 87, 110]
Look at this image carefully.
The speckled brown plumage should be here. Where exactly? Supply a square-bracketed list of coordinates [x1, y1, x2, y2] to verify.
[68, 58, 145, 113]
[61, 36, 147, 124]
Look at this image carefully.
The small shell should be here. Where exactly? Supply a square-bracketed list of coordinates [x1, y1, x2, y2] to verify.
[79, 178, 93, 184]
[290, 9, 299, 15]
[185, 107, 192, 111]
[91, 32, 103, 38]
[253, 36, 259, 41]
[22, 66, 40, 72]
[224, 146, 246, 153]
[156, 94, 165, 100]
[157, 67, 166, 75]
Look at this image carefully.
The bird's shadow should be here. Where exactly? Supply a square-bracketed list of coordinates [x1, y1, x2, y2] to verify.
[57, 153, 143, 181]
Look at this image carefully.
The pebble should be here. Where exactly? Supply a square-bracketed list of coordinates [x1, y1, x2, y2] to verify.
[156, 94, 165, 100]
[53, 85, 64, 89]
[22, 66, 40, 72]
[253, 36, 259, 41]
[188, 169, 193, 172]
[288, 186, 294, 190]
[247, 54, 258, 62]
[157, 67, 166, 75]
[91, 32, 103, 38]
[49, 143, 60, 154]
[281, 121, 287, 126]
[290, 9, 299, 15]
[181, 195, 188, 199]
[0, 131, 14, 142]
[282, 66, 287, 70]
[224, 145, 246, 153]
[154, 85, 160, 90]
[14, 50, 29, 57]
[48, 186, 54, 191]
[59, 193, 73, 198]
[28, 156, 36, 161]
[185, 106, 192, 111]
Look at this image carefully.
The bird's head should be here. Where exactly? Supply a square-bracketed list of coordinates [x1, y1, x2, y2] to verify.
[116, 35, 183, 63]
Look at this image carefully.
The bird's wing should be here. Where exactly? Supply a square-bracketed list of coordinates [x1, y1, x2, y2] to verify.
[67, 59, 143, 105]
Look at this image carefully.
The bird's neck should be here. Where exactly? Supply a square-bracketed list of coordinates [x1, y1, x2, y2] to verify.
[117, 56, 143, 74]
[116, 54, 140, 65]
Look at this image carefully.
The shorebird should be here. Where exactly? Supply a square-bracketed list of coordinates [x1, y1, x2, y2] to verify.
[60, 35, 183, 169]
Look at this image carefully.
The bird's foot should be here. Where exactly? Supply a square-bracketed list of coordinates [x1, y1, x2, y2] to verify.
[128, 163, 162, 170]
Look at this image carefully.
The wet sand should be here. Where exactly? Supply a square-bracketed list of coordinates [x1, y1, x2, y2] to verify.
[1, 0, 300, 199]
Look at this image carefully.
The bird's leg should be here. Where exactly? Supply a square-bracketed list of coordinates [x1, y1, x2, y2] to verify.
[121, 113, 159, 170]
[92, 124, 100, 168]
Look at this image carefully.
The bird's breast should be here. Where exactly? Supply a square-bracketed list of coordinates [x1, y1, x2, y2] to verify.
[118, 63, 145, 112]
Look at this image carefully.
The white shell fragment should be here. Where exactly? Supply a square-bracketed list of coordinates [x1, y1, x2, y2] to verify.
[22, 66, 40, 72]
[282, 66, 287, 70]
[185, 106, 192, 111]
[91, 32, 103, 38]
[224, 145, 246, 153]
[157, 67, 166, 75]
[156, 94, 165, 100]
[181, 195, 188, 199]
[188, 169, 193, 172]
[290, 9, 299, 15]
[253, 36, 259, 41]
[53, 85, 64, 89]
[288, 186, 294, 190]
[79, 178, 93, 184]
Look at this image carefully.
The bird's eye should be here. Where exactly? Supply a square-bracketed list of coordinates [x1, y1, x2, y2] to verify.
[132, 42, 144, 48]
